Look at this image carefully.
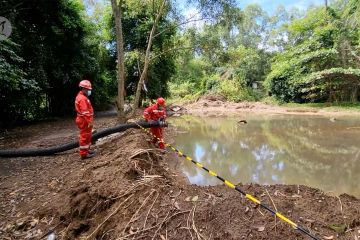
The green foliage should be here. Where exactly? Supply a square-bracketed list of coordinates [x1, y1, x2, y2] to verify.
[108, 0, 177, 100]
[202, 75, 221, 92]
[266, 3, 360, 103]
[146, 55, 175, 99]
[169, 3, 271, 103]
[188, 0, 240, 24]
[169, 82, 196, 98]
[219, 79, 258, 102]
[0, 40, 26, 92]
[224, 46, 270, 86]
[299, 68, 360, 101]
[0, 0, 115, 125]
[265, 46, 340, 102]
[302, 68, 360, 84]
[2, 0, 360, 126]
[236, 4, 269, 48]
[173, 58, 209, 85]
[0, 40, 41, 124]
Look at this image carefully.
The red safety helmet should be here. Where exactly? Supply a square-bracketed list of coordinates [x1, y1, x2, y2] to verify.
[156, 97, 165, 106]
[79, 80, 92, 90]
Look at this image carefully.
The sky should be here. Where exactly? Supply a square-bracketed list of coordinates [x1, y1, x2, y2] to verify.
[177, 0, 325, 15]
[84, 0, 325, 18]
[176, 0, 325, 29]
[237, 0, 324, 14]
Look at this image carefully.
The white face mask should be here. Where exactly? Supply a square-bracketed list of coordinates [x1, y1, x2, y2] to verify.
[87, 90, 92, 96]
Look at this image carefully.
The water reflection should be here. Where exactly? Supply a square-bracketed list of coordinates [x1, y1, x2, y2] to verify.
[170, 114, 360, 197]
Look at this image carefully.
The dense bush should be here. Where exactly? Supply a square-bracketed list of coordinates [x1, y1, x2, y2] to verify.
[266, 4, 360, 103]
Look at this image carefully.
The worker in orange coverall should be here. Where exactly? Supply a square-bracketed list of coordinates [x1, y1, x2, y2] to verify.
[75, 80, 96, 159]
[143, 97, 167, 149]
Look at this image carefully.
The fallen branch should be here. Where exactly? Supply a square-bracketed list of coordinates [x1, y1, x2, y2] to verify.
[143, 191, 160, 229]
[122, 190, 156, 235]
[265, 189, 278, 212]
[151, 210, 191, 240]
[187, 209, 194, 240]
[257, 208, 265, 216]
[100, 228, 115, 240]
[266, 189, 278, 232]
[152, 210, 171, 240]
[191, 205, 206, 240]
[115, 209, 190, 240]
[142, 174, 162, 180]
[117, 224, 160, 240]
[129, 148, 163, 160]
[123, 199, 135, 209]
[336, 196, 343, 214]
[86, 194, 133, 240]
[111, 178, 156, 201]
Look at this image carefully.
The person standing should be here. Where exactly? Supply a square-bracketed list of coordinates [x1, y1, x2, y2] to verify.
[75, 80, 96, 159]
[143, 97, 166, 149]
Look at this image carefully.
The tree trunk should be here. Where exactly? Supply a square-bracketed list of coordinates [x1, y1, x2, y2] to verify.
[341, 41, 347, 67]
[111, 0, 126, 122]
[350, 86, 358, 102]
[131, 0, 166, 116]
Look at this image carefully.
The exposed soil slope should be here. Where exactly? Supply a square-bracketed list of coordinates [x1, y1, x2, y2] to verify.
[0, 115, 359, 240]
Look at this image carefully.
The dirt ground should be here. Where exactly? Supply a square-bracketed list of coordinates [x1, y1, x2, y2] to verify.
[1, 110, 360, 240]
[175, 95, 360, 117]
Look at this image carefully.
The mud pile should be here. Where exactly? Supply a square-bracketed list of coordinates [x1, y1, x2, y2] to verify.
[180, 95, 360, 117]
[1, 126, 360, 239]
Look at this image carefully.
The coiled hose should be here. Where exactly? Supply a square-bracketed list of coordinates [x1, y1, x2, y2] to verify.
[0, 121, 166, 158]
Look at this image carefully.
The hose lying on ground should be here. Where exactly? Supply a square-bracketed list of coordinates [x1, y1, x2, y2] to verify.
[0, 121, 167, 158]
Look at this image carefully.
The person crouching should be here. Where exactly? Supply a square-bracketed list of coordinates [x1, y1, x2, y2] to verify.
[143, 98, 166, 149]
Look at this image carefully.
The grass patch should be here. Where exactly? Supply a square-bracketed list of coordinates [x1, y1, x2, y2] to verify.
[167, 92, 202, 105]
[284, 102, 360, 111]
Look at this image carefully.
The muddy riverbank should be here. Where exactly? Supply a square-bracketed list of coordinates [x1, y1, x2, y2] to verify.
[0, 114, 359, 239]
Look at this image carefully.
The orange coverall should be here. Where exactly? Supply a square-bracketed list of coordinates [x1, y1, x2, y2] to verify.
[75, 91, 94, 157]
[143, 104, 166, 149]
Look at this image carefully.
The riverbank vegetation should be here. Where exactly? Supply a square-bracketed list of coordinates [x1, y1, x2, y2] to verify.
[1, 0, 359, 126]
[170, 0, 360, 105]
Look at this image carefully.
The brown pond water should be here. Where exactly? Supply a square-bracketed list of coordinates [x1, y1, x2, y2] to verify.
[170, 114, 360, 197]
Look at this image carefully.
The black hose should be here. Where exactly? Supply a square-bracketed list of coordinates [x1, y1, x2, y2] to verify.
[0, 121, 167, 158]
